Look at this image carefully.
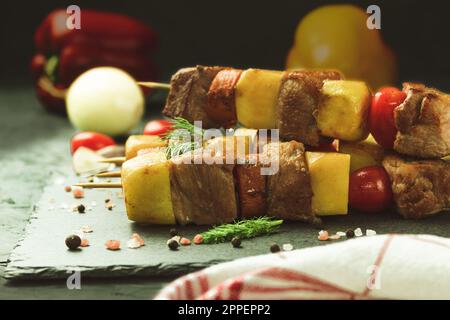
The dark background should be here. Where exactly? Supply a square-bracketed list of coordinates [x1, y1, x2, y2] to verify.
[1, 0, 449, 90]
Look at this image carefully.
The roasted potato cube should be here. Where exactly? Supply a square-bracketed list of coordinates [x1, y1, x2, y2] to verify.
[317, 80, 371, 142]
[235, 69, 283, 129]
[122, 151, 175, 224]
[306, 152, 350, 215]
[125, 135, 167, 159]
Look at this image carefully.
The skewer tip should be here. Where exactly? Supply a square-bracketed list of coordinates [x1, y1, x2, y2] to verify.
[74, 182, 122, 189]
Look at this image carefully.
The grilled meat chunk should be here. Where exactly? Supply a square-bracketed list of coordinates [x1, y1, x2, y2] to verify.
[382, 154, 450, 219]
[163, 66, 225, 128]
[394, 83, 450, 158]
[262, 141, 315, 221]
[206, 69, 242, 128]
[234, 160, 267, 218]
[277, 70, 342, 146]
[169, 152, 238, 225]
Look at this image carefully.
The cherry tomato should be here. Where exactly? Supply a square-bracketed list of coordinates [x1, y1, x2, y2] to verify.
[369, 87, 406, 149]
[71, 132, 116, 154]
[349, 166, 393, 213]
[143, 120, 173, 136]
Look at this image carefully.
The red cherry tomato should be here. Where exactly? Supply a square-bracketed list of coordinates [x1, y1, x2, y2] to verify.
[71, 132, 116, 154]
[143, 120, 173, 136]
[349, 166, 393, 213]
[369, 87, 406, 149]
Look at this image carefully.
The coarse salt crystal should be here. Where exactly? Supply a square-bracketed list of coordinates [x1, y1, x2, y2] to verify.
[354, 228, 363, 237]
[193, 234, 203, 245]
[80, 226, 93, 233]
[329, 234, 341, 240]
[72, 187, 84, 199]
[105, 240, 121, 250]
[180, 237, 191, 246]
[168, 236, 181, 245]
[80, 239, 90, 247]
[131, 233, 145, 246]
[127, 238, 142, 249]
[318, 230, 329, 241]
[366, 229, 377, 236]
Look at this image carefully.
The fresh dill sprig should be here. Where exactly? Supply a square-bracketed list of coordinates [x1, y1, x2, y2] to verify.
[163, 117, 204, 140]
[163, 117, 204, 159]
[200, 217, 283, 244]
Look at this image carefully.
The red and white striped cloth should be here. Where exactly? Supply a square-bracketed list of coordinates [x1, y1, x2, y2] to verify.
[156, 234, 450, 300]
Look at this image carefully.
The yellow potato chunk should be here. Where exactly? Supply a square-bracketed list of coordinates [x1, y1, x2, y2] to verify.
[235, 69, 283, 129]
[122, 151, 175, 224]
[125, 135, 167, 160]
[340, 134, 385, 172]
[317, 80, 371, 142]
[306, 152, 350, 215]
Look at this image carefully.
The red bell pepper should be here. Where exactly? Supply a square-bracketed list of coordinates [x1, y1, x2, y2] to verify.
[32, 8, 158, 115]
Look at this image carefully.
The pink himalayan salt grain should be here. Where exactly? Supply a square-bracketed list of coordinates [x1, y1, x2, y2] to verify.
[193, 234, 203, 245]
[105, 240, 121, 250]
[318, 230, 329, 241]
[80, 239, 90, 247]
[131, 233, 145, 246]
[180, 237, 191, 246]
[72, 187, 84, 199]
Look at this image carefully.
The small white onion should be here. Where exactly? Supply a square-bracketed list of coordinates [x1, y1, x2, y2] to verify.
[66, 67, 144, 136]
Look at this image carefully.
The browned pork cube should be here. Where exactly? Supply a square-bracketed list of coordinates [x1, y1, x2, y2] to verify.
[163, 66, 225, 128]
[262, 141, 315, 222]
[394, 83, 450, 158]
[383, 154, 450, 219]
[277, 70, 342, 146]
[169, 152, 238, 225]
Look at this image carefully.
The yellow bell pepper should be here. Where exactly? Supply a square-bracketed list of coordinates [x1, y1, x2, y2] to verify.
[286, 5, 397, 90]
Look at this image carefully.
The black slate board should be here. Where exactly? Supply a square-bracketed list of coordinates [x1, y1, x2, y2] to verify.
[5, 176, 450, 280]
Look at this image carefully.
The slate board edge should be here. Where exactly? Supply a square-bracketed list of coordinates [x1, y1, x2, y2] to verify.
[3, 260, 227, 281]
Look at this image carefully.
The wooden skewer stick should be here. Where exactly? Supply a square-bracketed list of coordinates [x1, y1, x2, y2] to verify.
[97, 157, 126, 164]
[74, 182, 122, 189]
[96, 171, 122, 178]
[137, 81, 171, 90]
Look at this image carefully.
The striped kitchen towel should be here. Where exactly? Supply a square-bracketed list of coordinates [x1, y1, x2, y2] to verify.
[156, 234, 450, 300]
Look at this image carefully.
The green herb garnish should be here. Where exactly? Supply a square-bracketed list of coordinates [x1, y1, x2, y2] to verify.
[163, 117, 204, 159]
[200, 217, 283, 244]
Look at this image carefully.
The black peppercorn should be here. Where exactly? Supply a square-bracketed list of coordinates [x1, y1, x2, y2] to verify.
[167, 239, 179, 251]
[77, 204, 85, 213]
[231, 237, 241, 248]
[346, 229, 355, 239]
[65, 235, 81, 250]
[169, 228, 178, 237]
[270, 243, 281, 253]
